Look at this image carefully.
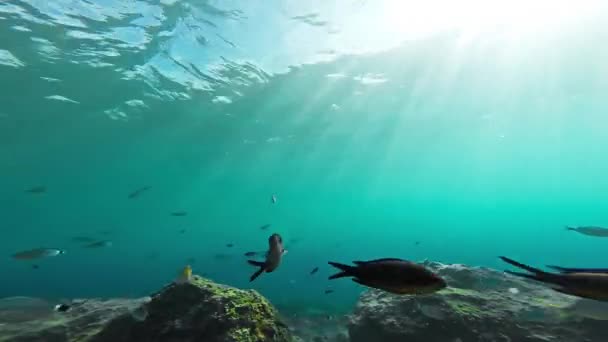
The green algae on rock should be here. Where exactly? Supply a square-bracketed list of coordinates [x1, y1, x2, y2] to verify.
[90, 275, 293, 342]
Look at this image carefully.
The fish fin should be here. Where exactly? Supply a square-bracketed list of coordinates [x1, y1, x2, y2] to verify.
[248, 260, 266, 267]
[328, 261, 356, 280]
[499, 256, 546, 275]
[547, 265, 608, 274]
[500, 257, 562, 285]
[249, 268, 265, 282]
[551, 287, 599, 300]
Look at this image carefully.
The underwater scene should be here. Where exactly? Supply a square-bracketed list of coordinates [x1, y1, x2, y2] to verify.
[2, 0, 608, 341]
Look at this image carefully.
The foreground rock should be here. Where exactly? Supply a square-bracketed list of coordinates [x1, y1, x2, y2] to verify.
[348, 261, 607, 342]
[0, 275, 293, 342]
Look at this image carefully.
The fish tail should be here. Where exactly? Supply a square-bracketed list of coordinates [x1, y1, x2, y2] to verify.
[249, 268, 265, 282]
[247, 260, 265, 267]
[328, 261, 356, 280]
[500, 256, 560, 284]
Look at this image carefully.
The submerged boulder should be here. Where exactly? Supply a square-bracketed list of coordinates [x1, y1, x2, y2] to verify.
[91, 275, 293, 342]
[0, 275, 292, 342]
[348, 262, 607, 342]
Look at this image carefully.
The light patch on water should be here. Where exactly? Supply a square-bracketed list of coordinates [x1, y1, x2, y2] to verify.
[160, 0, 179, 5]
[212, 96, 232, 104]
[266, 137, 282, 143]
[125, 99, 147, 108]
[11, 25, 31, 32]
[104, 108, 128, 121]
[84, 61, 114, 68]
[67, 30, 105, 40]
[0, 50, 25, 68]
[353, 73, 388, 85]
[508, 287, 520, 294]
[330, 103, 340, 111]
[110, 26, 151, 49]
[44, 95, 79, 104]
[326, 73, 346, 79]
[40, 77, 61, 82]
[31, 37, 60, 60]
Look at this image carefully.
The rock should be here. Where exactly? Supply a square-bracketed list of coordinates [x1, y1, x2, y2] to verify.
[0, 275, 293, 342]
[91, 275, 293, 342]
[0, 298, 148, 342]
[348, 262, 607, 342]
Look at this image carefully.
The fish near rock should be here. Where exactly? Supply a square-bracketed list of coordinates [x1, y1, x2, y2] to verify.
[566, 226, 608, 237]
[328, 258, 447, 295]
[247, 233, 287, 282]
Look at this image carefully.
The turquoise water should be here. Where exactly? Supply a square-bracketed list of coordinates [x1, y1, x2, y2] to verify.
[2, 0, 608, 315]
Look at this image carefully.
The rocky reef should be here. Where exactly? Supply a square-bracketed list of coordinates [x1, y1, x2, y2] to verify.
[348, 261, 607, 342]
[0, 275, 293, 342]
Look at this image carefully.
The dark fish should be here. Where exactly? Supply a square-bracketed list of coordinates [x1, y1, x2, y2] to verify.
[415, 241, 420, 246]
[12, 248, 66, 260]
[500, 256, 608, 301]
[226, 243, 234, 248]
[259, 224, 271, 230]
[248, 233, 287, 282]
[32, 264, 40, 270]
[54, 304, 71, 312]
[566, 226, 608, 237]
[324, 289, 334, 294]
[128, 186, 151, 199]
[179, 229, 186, 234]
[244, 251, 262, 257]
[72, 236, 96, 243]
[25, 186, 46, 194]
[214, 253, 233, 260]
[310, 267, 319, 275]
[171, 211, 188, 217]
[83, 240, 112, 248]
[328, 258, 447, 295]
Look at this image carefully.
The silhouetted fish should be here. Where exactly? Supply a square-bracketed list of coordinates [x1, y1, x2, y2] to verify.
[128, 186, 151, 199]
[328, 258, 447, 295]
[244, 251, 265, 257]
[179, 229, 186, 234]
[171, 211, 188, 217]
[32, 264, 39, 270]
[248, 233, 287, 282]
[310, 267, 319, 275]
[566, 226, 608, 237]
[500, 256, 608, 301]
[25, 186, 46, 194]
[12, 248, 66, 260]
[259, 224, 271, 230]
[83, 241, 112, 249]
[324, 289, 334, 294]
[226, 243, 234, 248]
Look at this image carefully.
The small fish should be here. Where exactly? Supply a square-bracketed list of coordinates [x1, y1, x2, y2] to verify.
[128, 186, 151, 199]
[324, 289, 334, 294]
[271, 194, 277, 204]
[566, 226, 608, 237]
[248, 233, 287, 282]
[328, 258, 447, 295]
[171, 211, 188, 217]
[226, 243, 234, 248]
[54, 304, 71, 312]
[415, 241, 420, 246]
[214, 253, 233, 260]
[72, 236, 96, 243]
[83, 240, 112, 249]
[259, 224, 271, 231]
[32, 264, 40, 270]
[244, 251, 265, 257]
[12, 248, 66, 260]
[310, 267, 319, 275]
[179, 229, 186, 234]
[500, 256, 608, 301]
[25, 186, 46, 194]
[175, 265, 192, 284]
